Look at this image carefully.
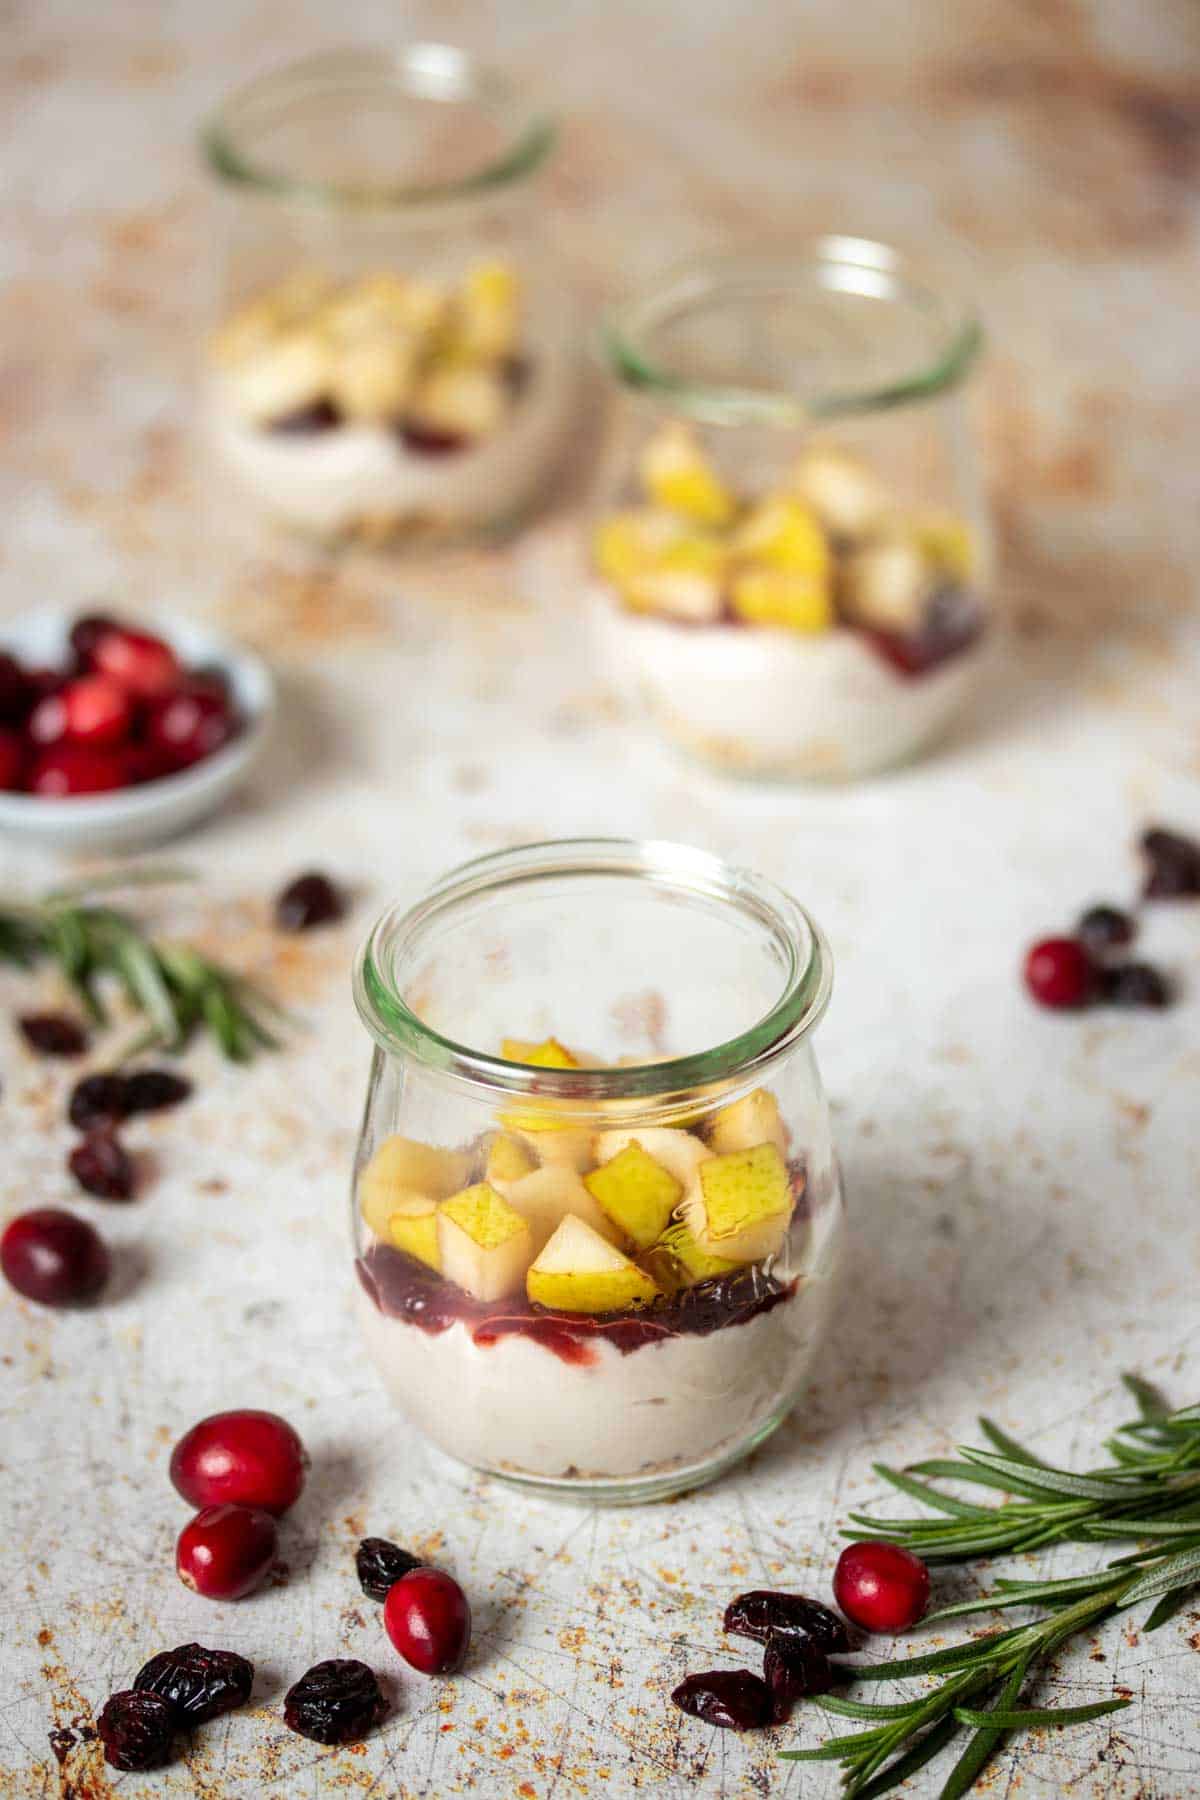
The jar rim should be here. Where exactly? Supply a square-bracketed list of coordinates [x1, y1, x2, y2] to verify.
[599, 241, 983, 426]
[201, 45, 556, 210]
[353, 837, 833, 1099]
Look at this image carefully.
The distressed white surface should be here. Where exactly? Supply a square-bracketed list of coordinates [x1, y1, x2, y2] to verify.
[2, 0, 1200, 1794]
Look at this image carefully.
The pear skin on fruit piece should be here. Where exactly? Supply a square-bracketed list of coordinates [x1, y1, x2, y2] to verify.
[733, 495, 831, 578]
[526, 1215, 661, 1314]
[359, 1135, 473, 1238]
[638, 422, 737, 527]
[645, 1220, 739, 1288]
[386, 1195, 441, 1271]
[594, 1126, 711, 1189]
[584, 1142, 682, 1249]
[728, 569, 833, 633]
[500, 1036, 581, 1069]
[912, 512, 976, 583]
[437, 1184, 534, 1302]
[683, 1143, 792, 1263]
[707, 1089, 787, 1158]
[503, 1166, 623, 1252]
[486, 1132, 538, 1188]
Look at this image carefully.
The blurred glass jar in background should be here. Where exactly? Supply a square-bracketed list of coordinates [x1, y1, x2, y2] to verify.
[200, 46, 575, 548]
[588, 241, 991, 779]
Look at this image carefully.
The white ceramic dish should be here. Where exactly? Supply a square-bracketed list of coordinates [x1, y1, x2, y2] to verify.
[0, 612, 275, 853]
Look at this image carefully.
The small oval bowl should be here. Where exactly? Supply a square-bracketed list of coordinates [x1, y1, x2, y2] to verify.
[0, 611, 275, 853]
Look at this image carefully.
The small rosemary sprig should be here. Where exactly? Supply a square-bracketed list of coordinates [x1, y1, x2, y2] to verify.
[0, 874, 284, 1063]
[781, 1376, 1200, 1798]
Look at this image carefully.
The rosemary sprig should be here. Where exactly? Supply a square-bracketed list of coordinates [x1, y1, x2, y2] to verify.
[0, 878, 284, 1062]
[781, 1376, 1200, 1797]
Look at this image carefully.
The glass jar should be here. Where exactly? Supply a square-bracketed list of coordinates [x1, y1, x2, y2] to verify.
[351, 838, 843, 1505]
[588, 241, 991, 779]
[199, 46, 575, 547]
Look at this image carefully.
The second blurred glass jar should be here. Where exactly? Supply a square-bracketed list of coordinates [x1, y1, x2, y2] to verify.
[589, 241, 991, 780]
[200, 46, 575, 548]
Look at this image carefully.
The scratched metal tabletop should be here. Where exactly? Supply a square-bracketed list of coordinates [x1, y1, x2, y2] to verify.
[3, 1, 1200, 1795]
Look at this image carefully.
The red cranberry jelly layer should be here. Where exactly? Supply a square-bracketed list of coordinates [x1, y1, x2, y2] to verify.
[863, 584, 986, 679]
[357, 1247, 797, 1367]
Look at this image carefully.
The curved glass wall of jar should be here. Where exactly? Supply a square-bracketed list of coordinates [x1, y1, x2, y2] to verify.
[199, 47, 575, 548]
[587, 242, 991, 780]
[351, 839, 843, 1504]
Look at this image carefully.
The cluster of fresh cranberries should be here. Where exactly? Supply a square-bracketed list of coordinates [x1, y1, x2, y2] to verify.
[671, 1542, 930, 1731]
[0, 613, 243, 798]
[1022, 826, 1199, 1012]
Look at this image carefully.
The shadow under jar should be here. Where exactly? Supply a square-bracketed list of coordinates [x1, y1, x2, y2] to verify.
[200, 46, 576, 548]
[351, 839, 843, 1505]
[589, 241, 992, 780]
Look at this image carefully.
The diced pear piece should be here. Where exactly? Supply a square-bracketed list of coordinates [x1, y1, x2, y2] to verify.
[638, 422, 737, 527]
[592, 509, 686, 586]
[682, 1144, 792, 1263]
[729, 569, 833, 633]
[210, 272, 331, 367]
[623, 536, 727, 623]
[912, 512, 976, 583]
[644, 1220, 739, 1289]
[584, 1142, 682, 1249]
[408, 360, 507, 440]
[456, 260, 521, 359]
[359, 1135, 473, 1238]
[325, 273, 446, 341]
[438, 1184, 533, 1302]
[503, 1166, 622, 1252]
[486, 1132, 538, 1188]
[841, 535, 930, 633]
[517, 1125, 596, 1168]
[501, 1037, 581, 1069]
[526, 1215, 661, 1314]
[386, 1194, 441, 1271]
[498, 1040, 587, 1140]
[734, 495, 831, 578]
[791, 446, 888, 541]
[330, 334, 420, 421]
[225, 328, 332, 424]
[707, 1088, 787, 1158]
[594, 1127, 711, 1189]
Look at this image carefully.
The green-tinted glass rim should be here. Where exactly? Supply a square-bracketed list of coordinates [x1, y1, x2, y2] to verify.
[354, 838, 832, 1100]
[201, 45, 556, 210]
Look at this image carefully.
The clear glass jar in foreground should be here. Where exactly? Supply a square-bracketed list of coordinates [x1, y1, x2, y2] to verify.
[589, 242, 991, 780]
[200, 47, 575, 548]
[351, 839, 843, 1504]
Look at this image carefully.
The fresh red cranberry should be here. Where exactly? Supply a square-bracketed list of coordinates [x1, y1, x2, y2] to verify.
[1023, 937, 1096, 1010]
[148, 687, 234, 769]
[275, 871, 345, 932]
[1, 1208, 109, 1305]
[1141, 826, 1200, 900]
[170, 1409, 308, 1515]
[52, 675, 134, 747]
[96, 1688, 175, 1770]
[28, 743, 129, 797]
[0, 652, 31, 722]
[833, 1541, 930, 1634]
[0, 726, 25, 789]
[19, 1011, 88, 1056]
[93, 626, 181, 701]
[671, 1670, 774, 1730]
[69, 1127, 136, 1200]
[176, 1504, 278, 1600]
[383, 1567, 471, 1674]
[1100, 963, 1171, 1009]
[1077, 904, 1136, 955]
[69, 612, 120, 672]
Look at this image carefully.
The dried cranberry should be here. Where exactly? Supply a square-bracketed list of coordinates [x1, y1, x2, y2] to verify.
[0, 726, 25, 789]
[176, 1504, 278, 1600]
[134, 1642, 254, 1724]
[763, 1633, 835, 1714]
[267, 398, 342, 434]
[69, 1128, 136, 1200]
[96, 1689, 175, 1771]
[1077, 904, 1136, 955]
[357, 1536, 422, 1602]
[723, 1590, 852, 1654]
[284, 1659, 385, 1744]
[0, 1208, 109, 1305]
[398, 422, 470, 456]
[274, 871, 345, 932]
[170, 1408, 308, 1515]
[671, 1670, 774, 1730]
[1100, 963, 1172, 1009]
[28, 742, 130, 796]
[147, 688, 235, 770]
[834, 1541, 930, 1634]
[384, 1567, 471, 1674]
[18, 1011, 88, 1057]
[1022, 937, 1096, 1010]
[122, 1068, 192, 1114]
[68, 1072, 130, 1131]
[1141, 826, 1200, 900]
[69, 612, 120, 672]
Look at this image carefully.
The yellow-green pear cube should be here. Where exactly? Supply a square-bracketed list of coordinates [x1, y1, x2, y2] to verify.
[683, 1144, 792, 1264]
[501, 1036, 581, 1069]
[638, 422, 737, 527]
[503, 1166, 622, 1253]
[707, 1088, 787, 1158]
[728, 569, 832, 633]
[913, 512, 976, 583]
[486, 1132, 537, 1188]
[359, 1135, 473, 1238]
[790, 446, 888, 540]
[734, 495, 831, 578]
[386, 1195, 441, 1271]
[584, 1142, 682, 1249]
[594, 1127, 711, 1190]
[646, 1220, 739, 1288]
[437, 1184, 533, 1302]
[526, 1215, 661, 1315]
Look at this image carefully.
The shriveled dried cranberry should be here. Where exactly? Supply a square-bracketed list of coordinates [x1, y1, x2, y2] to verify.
[1141, 826, 1200, 900]
[96, 1688, 175, 1770]
[284, 1659, 385, 1744]
[357, 1535, 422, 1602]
[1023, 937, 1096, 1010]
[69, 612, 120, 672]
[398, 422, 470, 456]
[763, 1633, 835, 1714]
[123, 1068, 192, 1115]
[384, 1567, 471, 1674]
[1100, 963, 1172, 1009]
[176, 1504, 278, 1600]
[170, 1408, 307, 1514]
[834, 1541, 930, 1634]
[274, 871, 345, 932]
[723, 1590, 852, 1654]
[69, 1128, 136, 1200]
[134, 1642, 254, 1724]
[68, 1072, 130, 1131]
[1077, 904, 1136, 954]
[267, 398, 342, 434]
[18, 1011, 88, 1057]
[671, 1670, 774, 1730]
[1, 1208, 109, 1305]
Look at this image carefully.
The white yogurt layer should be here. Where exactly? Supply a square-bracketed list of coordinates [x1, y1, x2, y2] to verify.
[355, 1267, 838, 1483]
[208, 342, 576, 540]
[593, 592, 988, 779]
